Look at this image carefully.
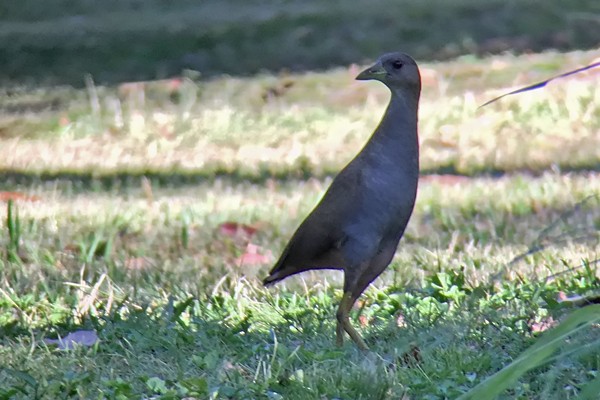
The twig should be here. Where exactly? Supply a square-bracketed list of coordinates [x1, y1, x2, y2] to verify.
[479, 61, 600, 108]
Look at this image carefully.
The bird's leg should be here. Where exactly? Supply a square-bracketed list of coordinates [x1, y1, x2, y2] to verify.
[335, 292, 350, 347]
[336, 316, 345, 347]
[336, 291, 369, 351]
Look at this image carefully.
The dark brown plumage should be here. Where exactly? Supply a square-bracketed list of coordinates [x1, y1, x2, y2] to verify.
[263, 52, 421, 350]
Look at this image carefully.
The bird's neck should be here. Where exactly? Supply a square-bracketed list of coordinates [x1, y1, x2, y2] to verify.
[361, 90, 420, 175]
[376, 91, 420, 143]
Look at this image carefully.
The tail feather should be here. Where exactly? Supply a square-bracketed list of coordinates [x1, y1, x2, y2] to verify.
[263, 242, 294, 286]
[262, 271, 284, 287]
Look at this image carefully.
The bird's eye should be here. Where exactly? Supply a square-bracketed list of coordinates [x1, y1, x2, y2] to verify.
[391, 60, 403, 70]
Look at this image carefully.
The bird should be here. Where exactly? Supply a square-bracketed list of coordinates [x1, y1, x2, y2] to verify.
[263, 52, 421, 351]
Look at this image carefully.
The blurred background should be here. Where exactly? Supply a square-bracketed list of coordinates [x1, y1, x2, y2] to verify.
[2, 0, 600, 85]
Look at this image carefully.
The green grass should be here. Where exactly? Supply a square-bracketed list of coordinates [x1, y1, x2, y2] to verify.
[1, 2, 600, 396]
[1, 171, 599, 398]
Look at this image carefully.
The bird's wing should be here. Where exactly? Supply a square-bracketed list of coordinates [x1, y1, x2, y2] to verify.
[263, 165, 363, 285]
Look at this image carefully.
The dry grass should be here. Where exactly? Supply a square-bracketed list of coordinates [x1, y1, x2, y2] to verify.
[1, 50, 599, 178]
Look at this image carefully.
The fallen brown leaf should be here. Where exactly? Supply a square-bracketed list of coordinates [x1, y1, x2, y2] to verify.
[0, 192, 40, 202]
[236, 243, 272, 266]
[530, 316, 558, 333]
[218, 222, 259, 238]
[125, 257, 151, 271]
[44, 330, 99, 350]
[400, 342, 422, 366]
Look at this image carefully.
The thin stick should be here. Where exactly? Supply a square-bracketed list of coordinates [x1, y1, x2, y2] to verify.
[479, 61, 600, 108]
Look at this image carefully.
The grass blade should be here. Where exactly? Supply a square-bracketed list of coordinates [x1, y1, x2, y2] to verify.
[458, 305, 600, 400]
[575, 374, 600, 400]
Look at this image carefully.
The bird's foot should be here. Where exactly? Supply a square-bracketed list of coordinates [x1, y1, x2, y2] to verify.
[337, 291, 370, 351]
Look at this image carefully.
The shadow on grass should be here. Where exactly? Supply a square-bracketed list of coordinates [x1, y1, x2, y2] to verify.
[0, 293, 376, 397]
[0, 287, 496, 396]
[2, 282, 593, 399]
[2, 161, 600, 191]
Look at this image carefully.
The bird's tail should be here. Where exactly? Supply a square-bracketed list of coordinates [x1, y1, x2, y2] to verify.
[262, 272, 284, 287]
[262, 245, 292, 286]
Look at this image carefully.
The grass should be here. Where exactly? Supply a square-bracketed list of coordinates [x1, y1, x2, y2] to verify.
[1, 49, 600, 183]
[1, 171, 599, 398]
[1, 1, 600, 397]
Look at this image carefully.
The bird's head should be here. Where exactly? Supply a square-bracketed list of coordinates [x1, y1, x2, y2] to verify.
[356, 52, 421, 94]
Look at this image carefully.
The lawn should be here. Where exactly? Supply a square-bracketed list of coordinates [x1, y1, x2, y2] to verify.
[1, 1, 600, 399]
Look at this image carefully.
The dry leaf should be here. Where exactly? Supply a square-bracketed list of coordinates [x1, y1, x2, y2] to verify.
[218, 222, 259, 238]
[44, 330, 99, 349]
[358, 314, 369, 327]
[556, 291, 600, 307]
[236, 243, 272, 266]
[125, 256, 150, 271]
[401, 342, 422, 365]
[396, 312, 407, 328]
[530, 316, 558, 333]
[0, 192, 40, 202]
